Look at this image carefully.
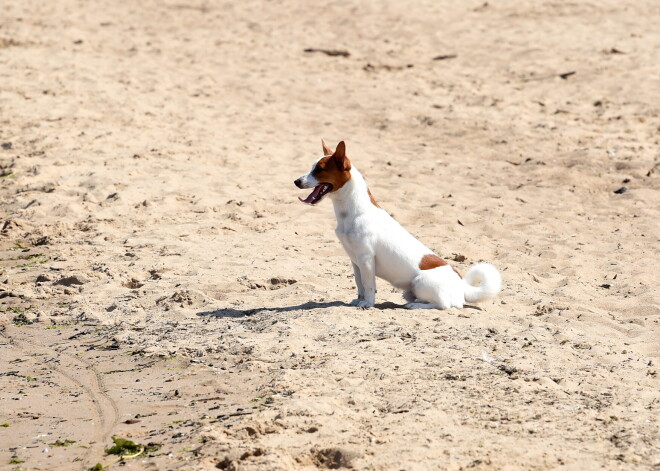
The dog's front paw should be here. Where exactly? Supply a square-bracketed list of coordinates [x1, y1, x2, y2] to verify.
[349, 298, 363, 306]
[355, 300, 375, 309]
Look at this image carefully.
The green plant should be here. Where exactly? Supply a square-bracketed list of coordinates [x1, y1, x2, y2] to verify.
[50, 439, 76, 447]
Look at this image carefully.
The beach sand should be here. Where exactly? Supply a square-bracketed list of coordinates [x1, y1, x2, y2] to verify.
[0, 0, 658, 469]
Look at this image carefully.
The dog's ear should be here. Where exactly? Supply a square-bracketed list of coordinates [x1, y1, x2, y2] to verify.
[321, 139, 333, 156]
[332, 141, 351, 171]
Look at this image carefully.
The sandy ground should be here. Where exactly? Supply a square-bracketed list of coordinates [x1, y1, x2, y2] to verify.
[1, 0, 659, 469]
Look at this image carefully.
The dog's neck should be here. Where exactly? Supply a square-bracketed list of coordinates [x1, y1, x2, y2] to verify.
[329, 167, 374, 221]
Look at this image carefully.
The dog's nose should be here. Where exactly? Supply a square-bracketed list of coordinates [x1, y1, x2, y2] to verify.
[294, 178, 303, 188]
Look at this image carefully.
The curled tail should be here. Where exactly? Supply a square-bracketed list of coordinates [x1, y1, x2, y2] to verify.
[463, 262, 502, 303]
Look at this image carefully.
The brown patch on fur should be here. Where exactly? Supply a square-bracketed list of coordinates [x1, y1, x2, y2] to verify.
[312, 152, 351, 193]
[419, 254, 449, 270]
[367, 188, 381, 208]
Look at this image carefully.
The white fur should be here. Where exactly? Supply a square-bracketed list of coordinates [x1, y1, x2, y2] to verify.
[296, 156, 328, 189]
[463, 263, 502, 303]
[297, 164, 502, 309]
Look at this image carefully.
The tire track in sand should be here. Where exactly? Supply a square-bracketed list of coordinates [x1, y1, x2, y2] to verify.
[3, 328, 119, 470]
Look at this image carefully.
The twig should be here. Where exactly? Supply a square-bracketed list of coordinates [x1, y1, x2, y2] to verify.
[304, 48, 350, 57]
[523, 71, 576, 82]
[433, 54, 457, 61]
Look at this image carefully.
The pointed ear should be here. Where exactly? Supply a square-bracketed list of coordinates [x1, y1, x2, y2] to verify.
[332, 141, 351, 171]
[321, 139, 333, 156]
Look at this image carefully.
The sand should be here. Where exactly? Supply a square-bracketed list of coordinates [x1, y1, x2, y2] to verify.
[0, 0, 658, 469]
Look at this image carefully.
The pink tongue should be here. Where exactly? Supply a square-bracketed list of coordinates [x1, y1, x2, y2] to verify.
[299, 185, 324, 204]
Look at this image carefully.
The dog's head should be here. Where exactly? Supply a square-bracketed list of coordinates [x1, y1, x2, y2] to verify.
[294, 140, 352, 205]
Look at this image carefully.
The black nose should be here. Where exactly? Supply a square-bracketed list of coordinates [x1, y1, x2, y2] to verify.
[294, 178, 303, 188]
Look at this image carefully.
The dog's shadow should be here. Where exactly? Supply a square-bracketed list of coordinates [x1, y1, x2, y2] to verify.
[197, 301, 482, 318]
[197, 300, 406, 318]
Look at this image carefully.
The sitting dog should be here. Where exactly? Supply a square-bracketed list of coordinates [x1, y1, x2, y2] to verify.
[294, 140, 501, 309]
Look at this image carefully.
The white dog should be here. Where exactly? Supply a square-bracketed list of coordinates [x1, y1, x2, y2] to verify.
[295, 140, 501, 309]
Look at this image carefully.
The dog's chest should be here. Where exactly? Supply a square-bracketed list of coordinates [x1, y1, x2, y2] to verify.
[334, 211, 352, 234]
[334, 214, 364, 256]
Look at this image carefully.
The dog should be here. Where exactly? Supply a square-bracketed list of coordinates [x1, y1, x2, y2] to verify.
[294, 140, 502, 309]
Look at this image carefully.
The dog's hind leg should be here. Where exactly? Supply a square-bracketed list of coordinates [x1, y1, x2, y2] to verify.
[402, 290, 417, 303]
[405, 302, 437, 310]
[411, 268, 463, 310]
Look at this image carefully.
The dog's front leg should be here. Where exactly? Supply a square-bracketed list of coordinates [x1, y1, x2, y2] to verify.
[353, 255, 376, 308]
[348, 263, 365, 306]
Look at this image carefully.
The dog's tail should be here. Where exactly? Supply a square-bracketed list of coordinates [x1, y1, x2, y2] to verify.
[463, 262, 502, 303]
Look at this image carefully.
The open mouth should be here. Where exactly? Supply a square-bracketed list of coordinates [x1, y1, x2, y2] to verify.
[299, 183, 333, 205]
